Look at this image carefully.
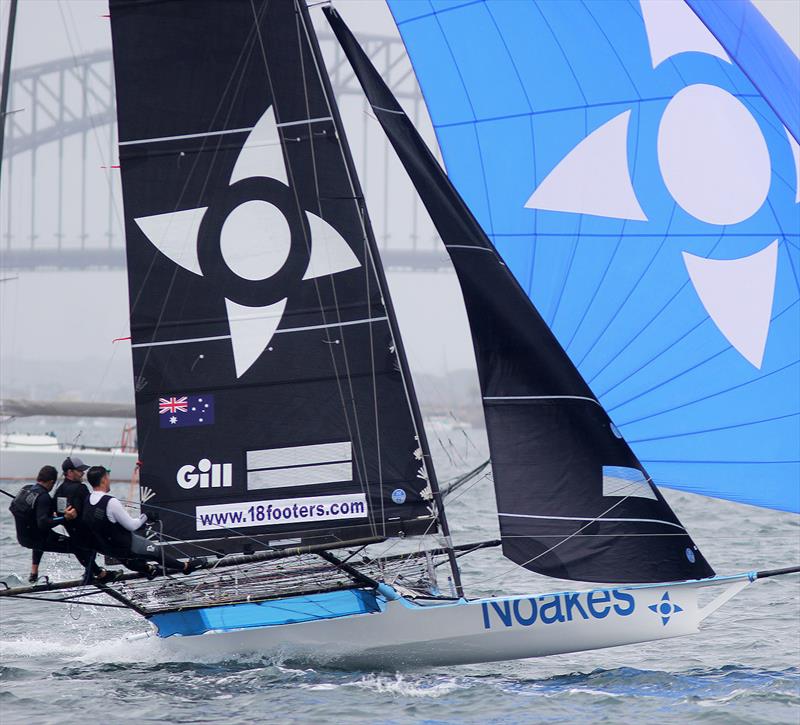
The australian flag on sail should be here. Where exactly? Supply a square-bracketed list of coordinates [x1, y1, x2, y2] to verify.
[159, 395, 215, 429]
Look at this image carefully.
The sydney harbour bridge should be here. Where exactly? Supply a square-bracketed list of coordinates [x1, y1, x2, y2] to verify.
[1, 31, 447, 272]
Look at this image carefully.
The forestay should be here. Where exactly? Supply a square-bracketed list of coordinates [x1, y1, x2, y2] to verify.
[109, 0, 438, 553]
[387, 0, 800, 513]
[326, 6, 715, 584]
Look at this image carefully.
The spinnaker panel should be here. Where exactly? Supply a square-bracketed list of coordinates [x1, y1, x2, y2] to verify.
[327, 6, 715, 583]
[388, 0, 800, 513]
[110, 0, 436, 553]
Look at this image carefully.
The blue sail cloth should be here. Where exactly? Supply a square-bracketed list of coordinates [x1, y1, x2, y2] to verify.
[687, 0, 799, 143]
[387, 0, 800, 512]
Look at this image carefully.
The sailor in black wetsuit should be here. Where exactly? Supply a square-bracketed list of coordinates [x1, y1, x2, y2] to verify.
[52, 456, 96, 578]
[83, 466, 204, 577]
[10, 465, 108, 581]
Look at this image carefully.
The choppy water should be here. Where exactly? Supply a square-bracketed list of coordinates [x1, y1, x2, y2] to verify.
[1, 452, 798, 724]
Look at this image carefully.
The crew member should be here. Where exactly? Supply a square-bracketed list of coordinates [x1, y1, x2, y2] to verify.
[10, 465, 108, 581]
[53, 456, 96, 565]
[83, 466, 204, 577]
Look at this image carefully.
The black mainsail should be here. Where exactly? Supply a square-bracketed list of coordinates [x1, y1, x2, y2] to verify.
[326, 7, 714, 583]
[109, 0, 449, 557]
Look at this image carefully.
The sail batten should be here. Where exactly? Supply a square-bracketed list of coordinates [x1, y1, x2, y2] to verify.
[326, 6, 714, 583]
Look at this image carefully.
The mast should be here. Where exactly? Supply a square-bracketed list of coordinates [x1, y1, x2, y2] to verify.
[297, 0, 463, 597]
[0, 0, 18, 198]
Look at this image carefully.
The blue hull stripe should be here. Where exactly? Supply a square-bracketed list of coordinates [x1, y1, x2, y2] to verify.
[150, 588, 382, 638]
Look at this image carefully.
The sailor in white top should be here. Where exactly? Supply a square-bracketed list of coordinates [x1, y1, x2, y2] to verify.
[83, 466, 205, 577]
[87, 489, 147, 532]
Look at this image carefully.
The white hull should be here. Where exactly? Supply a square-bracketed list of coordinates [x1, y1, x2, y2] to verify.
[139, 574, 753, 669]
[0, 435, 137, 482]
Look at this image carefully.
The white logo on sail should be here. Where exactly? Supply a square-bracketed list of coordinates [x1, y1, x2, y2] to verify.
[177, 458, 233, 490]
[133, 106, 362, 378]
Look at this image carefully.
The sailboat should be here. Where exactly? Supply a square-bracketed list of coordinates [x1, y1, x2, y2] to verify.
[1, 0, 797, 669]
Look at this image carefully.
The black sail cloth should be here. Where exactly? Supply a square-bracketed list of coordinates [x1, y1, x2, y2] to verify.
[109, 0, 436, 553]
[325, 6, 714, 583]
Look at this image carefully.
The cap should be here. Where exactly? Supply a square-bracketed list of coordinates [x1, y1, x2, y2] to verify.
[62, 456, 89, 473]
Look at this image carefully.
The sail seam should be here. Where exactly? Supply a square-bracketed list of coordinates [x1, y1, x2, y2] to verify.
[498, 512, 686, 531]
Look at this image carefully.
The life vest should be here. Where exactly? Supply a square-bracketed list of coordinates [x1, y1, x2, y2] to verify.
[82, 494, 132, 554]
[9, 484, 42, 524]
[54, 479, 91, 539]
[9, 484, 46, 544]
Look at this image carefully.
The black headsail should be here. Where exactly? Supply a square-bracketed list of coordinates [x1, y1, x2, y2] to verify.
[326, 7, 714, 583]
[109, 0, 449, 558]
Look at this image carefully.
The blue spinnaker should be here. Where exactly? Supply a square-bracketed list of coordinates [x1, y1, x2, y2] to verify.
[387, 0, 800, 512]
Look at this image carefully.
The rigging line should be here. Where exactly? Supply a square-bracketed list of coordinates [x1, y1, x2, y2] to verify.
[126, 18, 259, 321]
[291, 6, 467, 593]
[300, 2, 434, 537]
[478, 493, 673, 587]
[296, 6, 388, 536]
[56, 1, 125, 243]
[121, 498, 314, 559]
[55, 4, 129, 464]
[247, 1, 376, 537]
[606, 297, 799, 415]
[361, 217, 385, 534]
[295, 1, 376, 535]
[444, 471, 493, 506]
[322, 13, 463, 578]
[151, 33, 260, 358]
[135, 17, 264, 458]
[130, 11, 259, 327]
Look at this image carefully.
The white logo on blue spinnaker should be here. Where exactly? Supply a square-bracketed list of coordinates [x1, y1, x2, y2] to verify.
[246, 441, 352, 490]
[524, 1, 781, 369]
[195, 493, 368, 531]
[177, 458, 233, 490]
